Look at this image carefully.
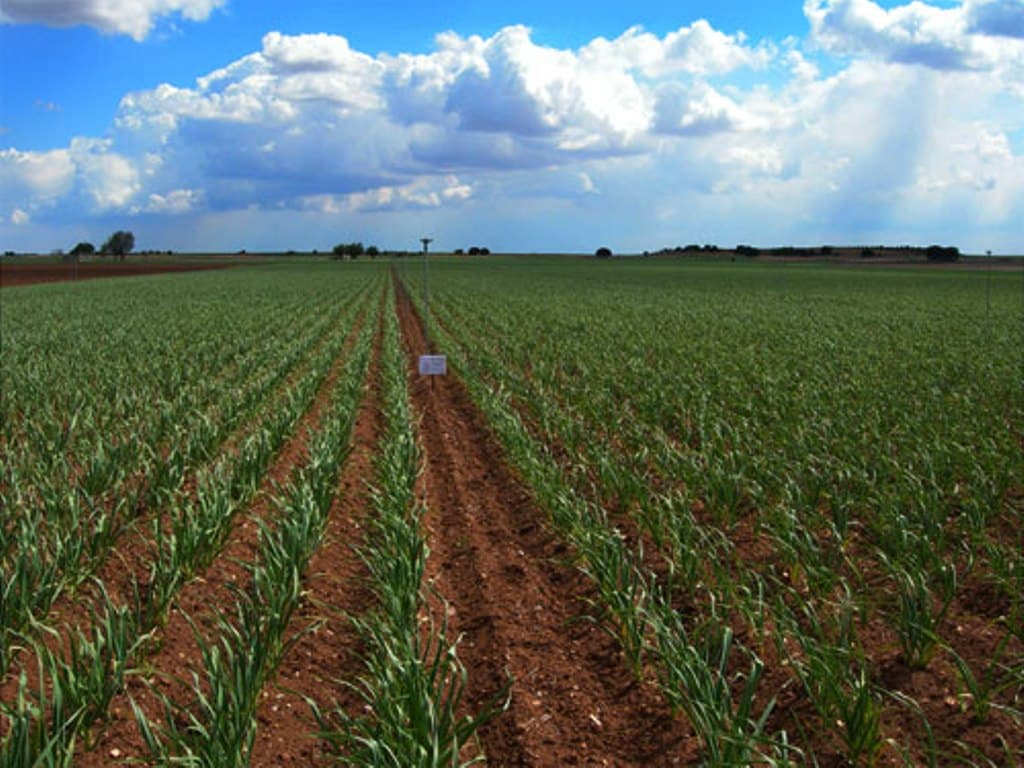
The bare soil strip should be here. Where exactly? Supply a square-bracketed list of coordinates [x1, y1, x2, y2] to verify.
[0, 261, 240, 287]
[394, 277, 692, 767]
[248, 302, 386, 767]
[74, 290, 381, 766]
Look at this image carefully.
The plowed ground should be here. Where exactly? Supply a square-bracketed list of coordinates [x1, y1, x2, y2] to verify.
[0, 261, 239, 286]
[394, 278, 691, 766]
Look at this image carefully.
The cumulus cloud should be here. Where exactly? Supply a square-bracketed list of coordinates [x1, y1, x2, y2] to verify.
[138, 187, 202, 214]
[0, 147, 76, 203]
[2, 12, 1022, 253]
[94, 23, 773, 213]
[653, 82, 753, 136]
[581, 20, 773, 76]
[804, 0, 1024, 71]
[10, 208, 29, 225]
[0, 0, 225, 41]
[70, 138, 141, 209]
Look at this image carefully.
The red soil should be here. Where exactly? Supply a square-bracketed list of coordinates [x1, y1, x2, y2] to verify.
[0, 261, 239, 287]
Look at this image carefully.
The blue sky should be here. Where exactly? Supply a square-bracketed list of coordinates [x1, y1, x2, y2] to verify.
[1, 0, 1022, 253]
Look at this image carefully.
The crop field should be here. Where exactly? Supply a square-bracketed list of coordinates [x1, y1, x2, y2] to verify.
[1, 257, 1022, 766]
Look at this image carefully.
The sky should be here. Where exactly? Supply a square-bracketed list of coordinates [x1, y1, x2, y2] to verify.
[1, 0, 1022, 254]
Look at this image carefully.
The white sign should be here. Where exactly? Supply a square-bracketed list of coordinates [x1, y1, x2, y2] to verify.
[418, 355, 447, 376]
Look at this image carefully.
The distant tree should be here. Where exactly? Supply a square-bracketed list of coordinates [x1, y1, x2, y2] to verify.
[925, 245, 960, 262]
[69, 241, 95, 258]
[332, 242, 365, 259]
[454, 248, 465, 255]
[736, 245, 760, 257]
[101, 231, 134, 261]
[860, 248, 876, 258]
[821, 245, 834, 255]
[595, 246, 613, 258]
[366, 245, 379, 258]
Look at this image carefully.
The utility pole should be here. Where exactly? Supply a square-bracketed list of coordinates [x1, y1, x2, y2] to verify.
[421, 237, 433, 351]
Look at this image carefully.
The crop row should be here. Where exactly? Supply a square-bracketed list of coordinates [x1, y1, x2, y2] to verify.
[0, 265, 384, 764]
[404, 258, 1024, 765]
[131, 281, 379, 765]
[1, 281, 373, 669]
[311, 279, 506, 766]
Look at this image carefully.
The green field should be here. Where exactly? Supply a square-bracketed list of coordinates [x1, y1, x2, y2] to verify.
[2, 257, 1022, 766]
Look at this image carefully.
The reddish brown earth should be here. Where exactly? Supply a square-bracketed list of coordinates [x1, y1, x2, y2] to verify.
[74, 294, 378, 766]
[0, 260, 239, 286]
[394, 278, 693, 766]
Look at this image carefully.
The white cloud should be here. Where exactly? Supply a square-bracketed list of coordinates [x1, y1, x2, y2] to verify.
[804, 0, 1024, 72]
[138, 187, 202, 213]
[0, 0, 226, 41]
[0, 147, 76, 203]
[70, 137, 141, 209]
[580, 20, 772, 77]
[97, 23, 771, 211]
[10, 208, 29, 225]
[2, 13, 1022, 253]
[304, 174, 474, 214]
[653, 82, 753, 136]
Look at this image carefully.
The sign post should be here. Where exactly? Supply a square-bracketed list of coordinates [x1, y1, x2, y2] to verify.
[417, 237, 445, 384]
[421, 237, 432, 351]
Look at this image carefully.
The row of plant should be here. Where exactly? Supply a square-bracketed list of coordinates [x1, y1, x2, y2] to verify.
[402, 258, 1024, 765]
[2, 272, 336, 493]
[0, 284, 369, 667]
[412, 296, 783, 764]
[1, 271, 379, 672]
[130, 288, 380, 766]
[1, 270, 369, 542]
[311, 283, 508, 766]
[0, 267, 384, 765]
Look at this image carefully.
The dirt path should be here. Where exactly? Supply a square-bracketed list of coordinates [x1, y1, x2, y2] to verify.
[394, 277, 692, 767]
[75, 291, 380, 766]
[248, 302, 386, 766]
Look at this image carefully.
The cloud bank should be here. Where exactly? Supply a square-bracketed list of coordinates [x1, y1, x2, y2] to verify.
[2, 0, 1022, 252]
[0, 0, 225, 40]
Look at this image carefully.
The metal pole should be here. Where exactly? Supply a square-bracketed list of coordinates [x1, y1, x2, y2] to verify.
[420, 238, 432, 351]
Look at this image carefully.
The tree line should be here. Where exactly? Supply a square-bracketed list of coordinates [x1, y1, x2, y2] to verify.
[66, 231, 136, 261]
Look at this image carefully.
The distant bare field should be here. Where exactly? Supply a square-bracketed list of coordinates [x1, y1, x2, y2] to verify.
[0, 260, 243, 287]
